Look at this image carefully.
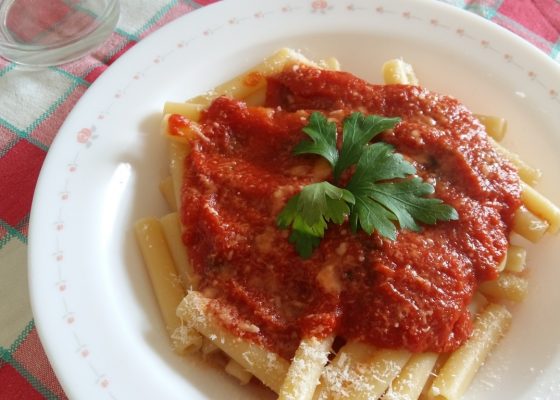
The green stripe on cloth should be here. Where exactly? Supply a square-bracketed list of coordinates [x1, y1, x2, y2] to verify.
[61, 0, 96, 17]
[1, 320, 61, 400]
[8, 320, 34, 353]
[437, 0, 467, 7]
[0, 78, 82, 153]
[47, 2, 134, 74]
[1, 349, 60, 400]
[0, 218, 28, 246]
[465, 1, 505, 19]
[0, 135, 20, 159]
[26, 82, 81, 135]
[16, 214, 29, 239]
[115, 27, 139, 42]
[0, 118, 26, 139]
[50, 67, 91, 88]
[552, 40, 560, 59]
[135, 0, 180, 37]
[0, 119, 48, 152]
[0, 63, 16, 78]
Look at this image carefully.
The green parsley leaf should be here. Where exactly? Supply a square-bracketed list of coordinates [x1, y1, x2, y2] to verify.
[349, 196, 398, 239]
[333, 113, 401, 181]
[277, 182, 355, 258]
[368, 178, 459, 231]
[288, 218, 322, 259]
[293, 112, 338, 169]
[347, 143, 458, 235]
[347, 142, 415, 187]
[277, 196, 326, 237]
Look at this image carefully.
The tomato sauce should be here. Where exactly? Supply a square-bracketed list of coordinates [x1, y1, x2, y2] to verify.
[167, 114, 190, 137]
[179, 65, 521, 359]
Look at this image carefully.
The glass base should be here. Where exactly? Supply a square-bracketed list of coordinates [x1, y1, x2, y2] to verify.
[0, 0, 120, 67]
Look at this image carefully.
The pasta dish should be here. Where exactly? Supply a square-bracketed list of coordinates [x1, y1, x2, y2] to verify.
[134, 49, 560, 400]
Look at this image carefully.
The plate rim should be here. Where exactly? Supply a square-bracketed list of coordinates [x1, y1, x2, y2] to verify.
[27, 0, 560, 399]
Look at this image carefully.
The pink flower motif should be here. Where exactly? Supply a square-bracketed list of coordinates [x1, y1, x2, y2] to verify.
[98, 114, 105, 120]
[60, 192, 69, 201]
[77, 128, 92, 143]
[481, 40, 489, 48]
[376, 6, 384, 13]
[67, 316, 75, 324]
[254, 11, 264, 18]
[550, 89, 558, 98]
[58, 283, 66, 292]
[282, 5, 292, 12]
[312, 0, 328, 11]
[527, 71, 536, 79]
[504, 53, 513, 62]
[55, 222, 64, 231]
[81, 349, 89, 358]
[55, 251, 64, 261]
[133, 74, 140, 80]
[430, 19, 438, 26]
[68, 163, 77, 172]
[77, 126, 98, 147]
[402, 11, 411, 19]
[347, 4, 355, 11]
[456, 28, 465, 36]
[228, 17, 238, 24]
[100, 379, 109, 388]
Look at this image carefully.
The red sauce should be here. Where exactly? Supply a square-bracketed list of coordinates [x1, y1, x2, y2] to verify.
[168, 114, 190, 138]
[180, 65, 521, 359]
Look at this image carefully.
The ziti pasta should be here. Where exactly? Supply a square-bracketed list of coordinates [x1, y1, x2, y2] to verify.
[135, 49, 560, 400]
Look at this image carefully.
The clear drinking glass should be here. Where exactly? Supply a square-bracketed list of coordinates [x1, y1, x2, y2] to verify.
[0, 0, 119, 67]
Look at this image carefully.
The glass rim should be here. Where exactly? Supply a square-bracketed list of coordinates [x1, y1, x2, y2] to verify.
[0, 0, 119, 52]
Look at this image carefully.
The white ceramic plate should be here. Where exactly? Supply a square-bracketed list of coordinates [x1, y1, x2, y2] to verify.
[29, 0, 560, 399]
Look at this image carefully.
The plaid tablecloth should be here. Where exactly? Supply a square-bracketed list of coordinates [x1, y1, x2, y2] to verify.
[0, 0, 558, 398]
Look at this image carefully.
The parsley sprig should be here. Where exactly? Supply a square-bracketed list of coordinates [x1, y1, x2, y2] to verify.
[277, 112, 458, 258]
[277, 182, 355, 258]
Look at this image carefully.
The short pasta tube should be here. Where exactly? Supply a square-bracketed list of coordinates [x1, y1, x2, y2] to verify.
[168, 142, 189, 209]
[382, 352, 438, 400]
[478, 272, 528, 302]
[225, 359, 253, 385]
[160, 212, 197, 289]
[176, 291, 290, 393]
[278, 336, 334, 400]
[134, 218, 185, 336]
[189, 48, 320, 107]
[159, 176, 177, 211]
[513, 206, 549, 243]
[163, 102, 204, 121]
[504, 245, 526, 273]
[521, 182, 560, 234]
[381, 58, 419, 85]
[489, 137, 542, 185]
[474, 114, 507, 141]
[171, 325, 203, 355]
[428, 303, 512, 400]
[314, 342, 410, 400]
